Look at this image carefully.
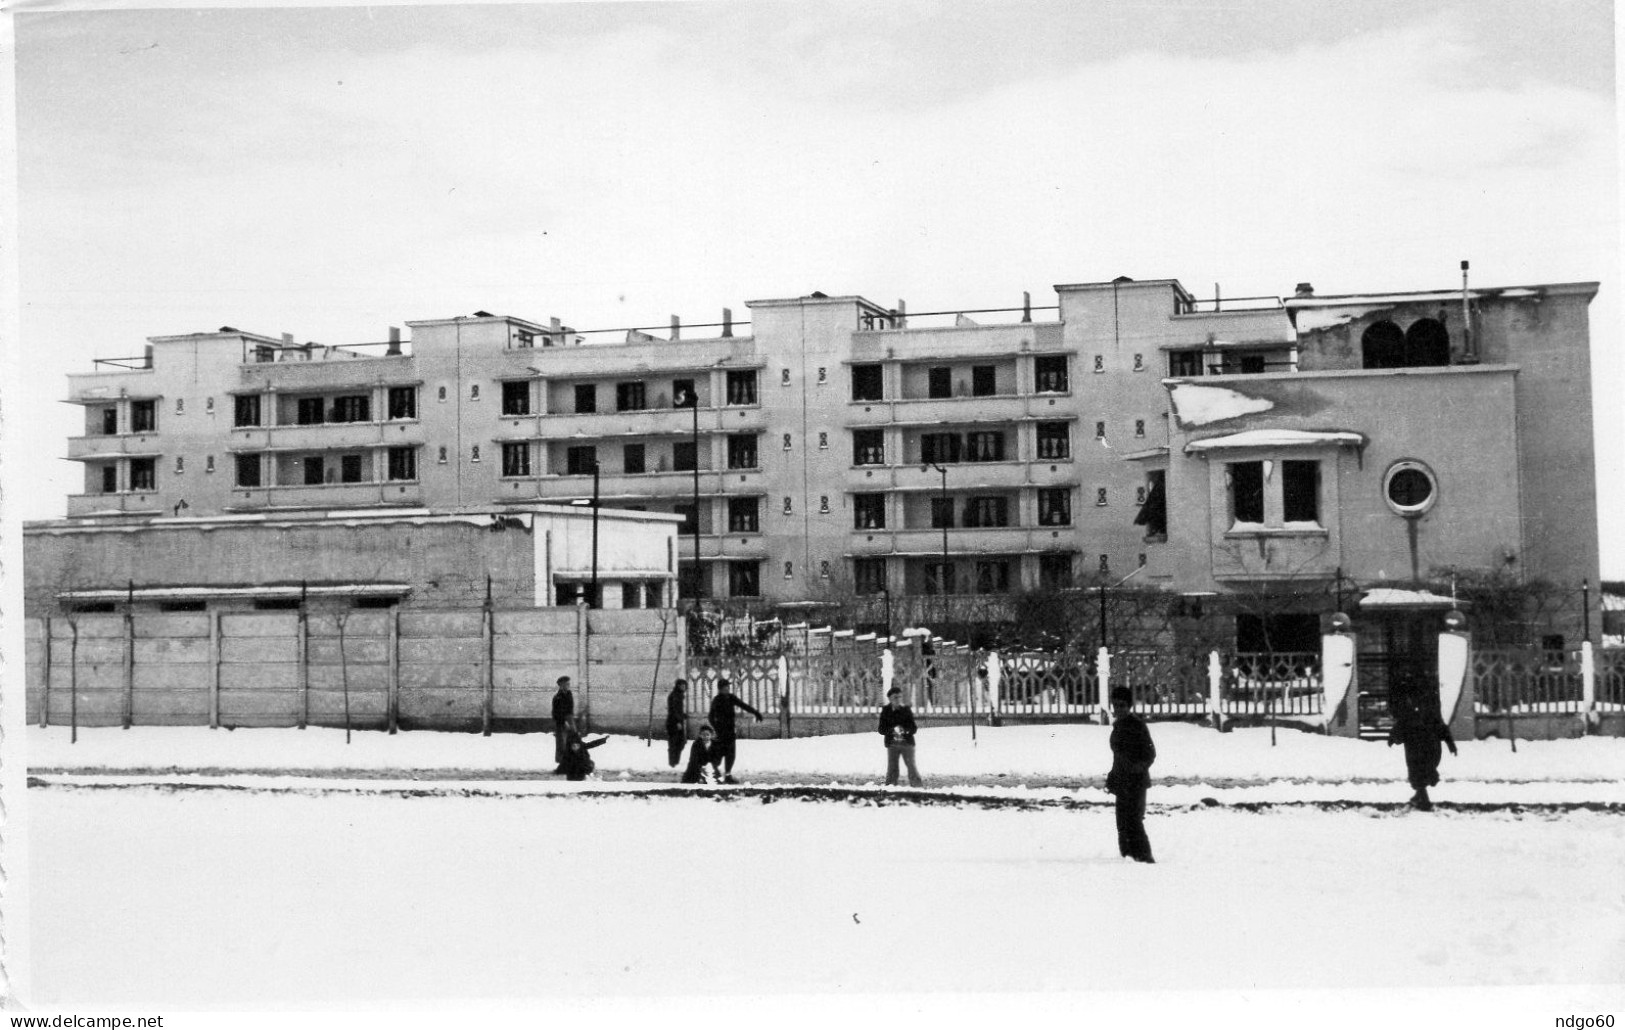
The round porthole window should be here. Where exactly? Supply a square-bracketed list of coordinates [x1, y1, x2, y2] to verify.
[1384, 461, 1437, 516]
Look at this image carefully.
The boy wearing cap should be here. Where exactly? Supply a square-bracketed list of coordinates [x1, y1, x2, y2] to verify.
[878, 687, 924, 787]
[1105, 686, 1156, 863]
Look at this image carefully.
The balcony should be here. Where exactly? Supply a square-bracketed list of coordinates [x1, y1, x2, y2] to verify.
[222, 481, 425, 511]
[537, 406, 768, 440]
[67, 492, 163, 517]
[66, 434, 164, 461]
[66, 369, 157, 405]
[883, 527, 1043, 556]
[230, 420, 425, 452]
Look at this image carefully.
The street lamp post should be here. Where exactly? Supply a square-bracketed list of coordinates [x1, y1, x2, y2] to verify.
[590, 459, 601, 608]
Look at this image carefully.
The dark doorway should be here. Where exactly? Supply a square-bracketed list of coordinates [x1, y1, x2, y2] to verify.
[1356, 611, 1441, 737]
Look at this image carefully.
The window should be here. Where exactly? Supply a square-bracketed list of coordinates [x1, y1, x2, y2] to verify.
[502, 381, 530, 415]
[672, 378, 697, 408]
[1096, 488, 1108, 507]
[470, 384, 481, 401]
[623, 444, 646, 475]
[100, 407, 119, 435]
[1134, 470, 1167, 539]
[438, 386, 447, 402]
[566, 446, 598, 475]
[437, 446, 448, 464]
[726, 370, 757, 405]
[621, 583, 644, 610]
[387, 447, 416, 481]
[854, 494, 886, 530]
[331, 395, 370, 423]
[1034, 355, 1069, 393]
[924, 562, 956, 595]
[673, 441, 697, 473]
[1384, 461, 1437, 516]
[233, 395, 261, 427]
[782, 433, 793, 451]
[928, 366, 952, 398]
[1135, 420, 1146, 438]
[616, 381, 647, 412]
[726, 434, 757, 470]
[728, 497, 760, 533]
[1133, 354, 1145, 372]
[1218, 353, 1267, 375]
[780, 369, 791, 386]
[674, 503, 698, 535]
[101, 465, 118, 493]
[1039, 553, 1073, 590]
[678, 564, 708, 600]
[782, 496, 793, 515]
[502, 442, 531, 477]
[963, 496, 1009, 529]
[254, 598, 300, 611]
[972, 365, 996, 396]
[235, 454, 261, 488]
[1168, 350, 1204, 377]
[820, 560, 831, 579]
[1095, 421, 1106, 440]
[1038, 488, 1071, 526]
[728, 561, 761, 598]
[574, 384, 597, 414]
[975, 560, 1011, 594]
[817, 367, 827, 384]
[964, 431, 1005, 462]
[303, 455, 326, 485]
[853, 429, 885, 466]
[1229, 461, 1265, 524]
[818, 432, 828, 449]
[174, 456, 185, 474]
[340, 454, 363, 483]
[920, 432, 961, 465]
[354, 596, 398, 610]
[297, 398, 325, 425]
[471, 445, 481, 463]
[131, 400, 156, 433]
[819, 496, 830, 514]
[387, 387, 416, 420]
[160, 601, 206, 612]
[205, 455, 215, 474]
[852, 364, 883, 401]
[1093, 356, 1105, 373]
[854, 558, 886, 595]
[930, 496, 955, 529]
[783, 561, 794, 579]
[1282, 460, 1320, 522]
[1036, 422, 1069, 460]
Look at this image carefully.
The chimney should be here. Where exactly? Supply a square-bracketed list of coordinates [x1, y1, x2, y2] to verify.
[671, 315, 681, 341]
[282, 333, 295, 344]
[896, 299, 907, 329]
[1293, 282, 1315, 297]
[144, 344, 154, 369]
[546, 317, 562, 348]
[721, 307, 733, 338]
[386, 326, 402, 356]
[1021, 290, 1032, 323]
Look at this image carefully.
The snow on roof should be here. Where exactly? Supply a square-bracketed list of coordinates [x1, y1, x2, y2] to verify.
[1167, 382, 1275, 426]
[1185, 429, 1366, 453]
[1358, 588, 1462, 608]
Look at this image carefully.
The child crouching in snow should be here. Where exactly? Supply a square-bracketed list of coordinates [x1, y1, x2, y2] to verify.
[561, 731, 608, 781]
[682, 724, 724, 784]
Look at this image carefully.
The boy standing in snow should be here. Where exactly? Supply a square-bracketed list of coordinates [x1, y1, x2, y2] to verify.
[706, 678, 763, 784]
[666, 679, 689, 768]
[879, 687, 924, 787]
[1387, 689, 1457, 810]
[551, 676, 576, 774]
[682, 724, 724, 784]
[1105, 686, 1156, 863]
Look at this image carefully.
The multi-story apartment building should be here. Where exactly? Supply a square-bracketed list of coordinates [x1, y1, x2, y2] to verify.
[58, 274, 1600, 639]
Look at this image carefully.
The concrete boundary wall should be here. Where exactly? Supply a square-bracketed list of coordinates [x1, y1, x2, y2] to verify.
[26, 608, 686, 735]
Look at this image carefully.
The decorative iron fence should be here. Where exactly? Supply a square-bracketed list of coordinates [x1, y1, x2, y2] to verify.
[1473, 649, 1584, 712]
[994, 652, 1097, 716]
[1114, 650, 1210, 715]
[1224, 651, 1324, 716]
[1596, 647, 1625, 708]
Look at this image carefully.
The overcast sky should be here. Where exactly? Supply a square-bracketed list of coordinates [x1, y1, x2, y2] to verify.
[9, 0, 1621, 575]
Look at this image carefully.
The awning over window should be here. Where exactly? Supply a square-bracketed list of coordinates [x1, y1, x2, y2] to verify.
[1184, 429, 1366, 453]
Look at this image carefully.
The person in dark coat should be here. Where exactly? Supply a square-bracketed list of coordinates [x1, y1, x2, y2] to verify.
[551, 676, 576, 774]
[1388, 689, 1458, 810]
[560, 731, 607, 782]
[1105, 686, 1156, 863]
[706, 679, 763, 784]
[878, 687, 924, 787]
[666, 679, 689, 768]
[681, 724, 723, 784]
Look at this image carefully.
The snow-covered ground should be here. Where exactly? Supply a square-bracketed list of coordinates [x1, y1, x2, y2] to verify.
[14, 723, 1625, 1027]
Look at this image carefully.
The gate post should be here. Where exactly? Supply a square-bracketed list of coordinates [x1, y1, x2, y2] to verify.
[1581, 640, 1597, 732]
[1438, 610, 1473, 743]
[1323, 614, 1359, 738]
[1208, 650, 1224, 731]
[1096, 646, 1112, 724]
[777, 653, 790, 738]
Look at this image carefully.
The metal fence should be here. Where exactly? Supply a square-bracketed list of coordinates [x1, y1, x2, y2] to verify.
[1472, 649, 1585, 713]
[1597, 647, 1625, 708]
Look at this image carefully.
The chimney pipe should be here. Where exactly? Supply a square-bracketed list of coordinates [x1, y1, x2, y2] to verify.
[896, 299, 907, 329]
[386, 326, 402, 356]
[281, 333, 294, 344]
[1021, 291, 1032, 323]
[1460, 260, 1475, 361]
[1294, 282, 1314, 297]
[722, 307, 733, 338]
[671, 315, 681, 341]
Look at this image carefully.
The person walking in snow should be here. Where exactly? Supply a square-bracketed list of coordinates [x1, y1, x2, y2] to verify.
[1105, 686, 1156, 863]
[707, 678, 763, 783]
[879, 686, 924, 787]
[681, 724, 724, 784]
[666, 679, 689, 768]
[551, 675, 577, 774]
[1387, 688, 1457, 811]
[561, 731, 608, 782]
